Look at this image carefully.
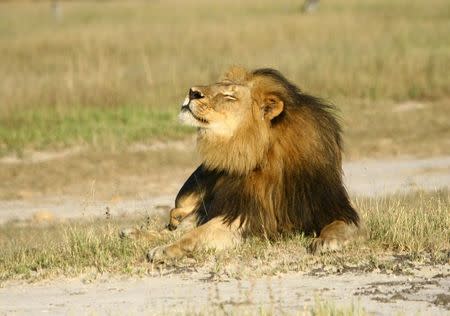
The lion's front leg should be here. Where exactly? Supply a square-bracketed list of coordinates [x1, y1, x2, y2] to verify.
[147, 216, 242, 262]
[164, 164, 219, 231]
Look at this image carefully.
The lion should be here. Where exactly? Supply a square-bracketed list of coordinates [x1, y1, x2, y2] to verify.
[146, 67, 362, 262]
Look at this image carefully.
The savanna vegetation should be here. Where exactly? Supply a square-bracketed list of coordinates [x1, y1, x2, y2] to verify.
[0, 0, 449, 158]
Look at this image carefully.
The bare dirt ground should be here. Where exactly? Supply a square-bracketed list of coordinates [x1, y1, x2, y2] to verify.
[1, 153, 449, 315]
[1, 265, 449, 315]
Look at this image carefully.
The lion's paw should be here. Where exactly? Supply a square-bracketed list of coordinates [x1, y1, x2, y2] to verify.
[309, 237, 342, 255]
[147, 243, 186, 263]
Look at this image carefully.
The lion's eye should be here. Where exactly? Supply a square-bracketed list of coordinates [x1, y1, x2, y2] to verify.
[223, 94, 238, 101]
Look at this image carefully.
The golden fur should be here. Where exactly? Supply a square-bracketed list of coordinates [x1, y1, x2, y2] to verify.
[146, 67, 362, 262]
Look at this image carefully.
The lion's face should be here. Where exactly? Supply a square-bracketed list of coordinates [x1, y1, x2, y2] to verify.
[179, 80, 253, 137]
[179, 67, 287, 174]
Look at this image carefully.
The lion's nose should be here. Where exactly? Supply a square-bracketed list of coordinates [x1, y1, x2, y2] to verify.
[166, 223, 177, 231]
[189, 88, 204, 100]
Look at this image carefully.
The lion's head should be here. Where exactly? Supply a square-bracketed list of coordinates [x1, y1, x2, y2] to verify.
[179, 67, 338, 175]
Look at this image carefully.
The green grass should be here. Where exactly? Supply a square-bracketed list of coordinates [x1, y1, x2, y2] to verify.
[1, 190, 448, 282]
[0, 0, 449, 156]
[0, 106, 193, 155]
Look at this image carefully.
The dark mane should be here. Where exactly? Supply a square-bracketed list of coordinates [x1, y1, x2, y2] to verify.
[252, 68, 333, 110]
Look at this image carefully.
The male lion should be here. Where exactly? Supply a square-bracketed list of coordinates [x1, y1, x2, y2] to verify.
[147, 67, 362, 262]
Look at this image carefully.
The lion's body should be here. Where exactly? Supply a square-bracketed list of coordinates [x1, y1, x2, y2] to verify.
[147, 67, 362, 262]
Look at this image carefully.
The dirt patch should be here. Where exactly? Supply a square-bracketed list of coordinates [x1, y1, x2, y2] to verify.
[344, 156, 450, 196]
[0, 140, 195, 165]
[0, 195, 173, 225]
[1, 265, 448, 315]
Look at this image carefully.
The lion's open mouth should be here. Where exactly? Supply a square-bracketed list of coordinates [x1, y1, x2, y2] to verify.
[181, 105, 209, 124]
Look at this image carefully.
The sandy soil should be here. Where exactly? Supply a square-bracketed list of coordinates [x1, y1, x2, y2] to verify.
[1, 265, 449, 315]
[345, 156, 450, 196]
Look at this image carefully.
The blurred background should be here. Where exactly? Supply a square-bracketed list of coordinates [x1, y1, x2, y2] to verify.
[0, 0, 449, 215]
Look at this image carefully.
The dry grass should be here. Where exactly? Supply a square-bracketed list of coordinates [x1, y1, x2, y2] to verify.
[166, 300, 368, 316]
[1, 190, 448, 282]
[0, 0, 449, 157]
[342, 99, 450, 159]
[362, 190, 450, 254]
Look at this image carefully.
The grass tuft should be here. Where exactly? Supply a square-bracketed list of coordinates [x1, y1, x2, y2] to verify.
[361, 189, 450, 254]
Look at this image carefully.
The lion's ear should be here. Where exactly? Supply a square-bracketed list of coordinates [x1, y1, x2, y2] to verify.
[262, 94, 284, 120]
